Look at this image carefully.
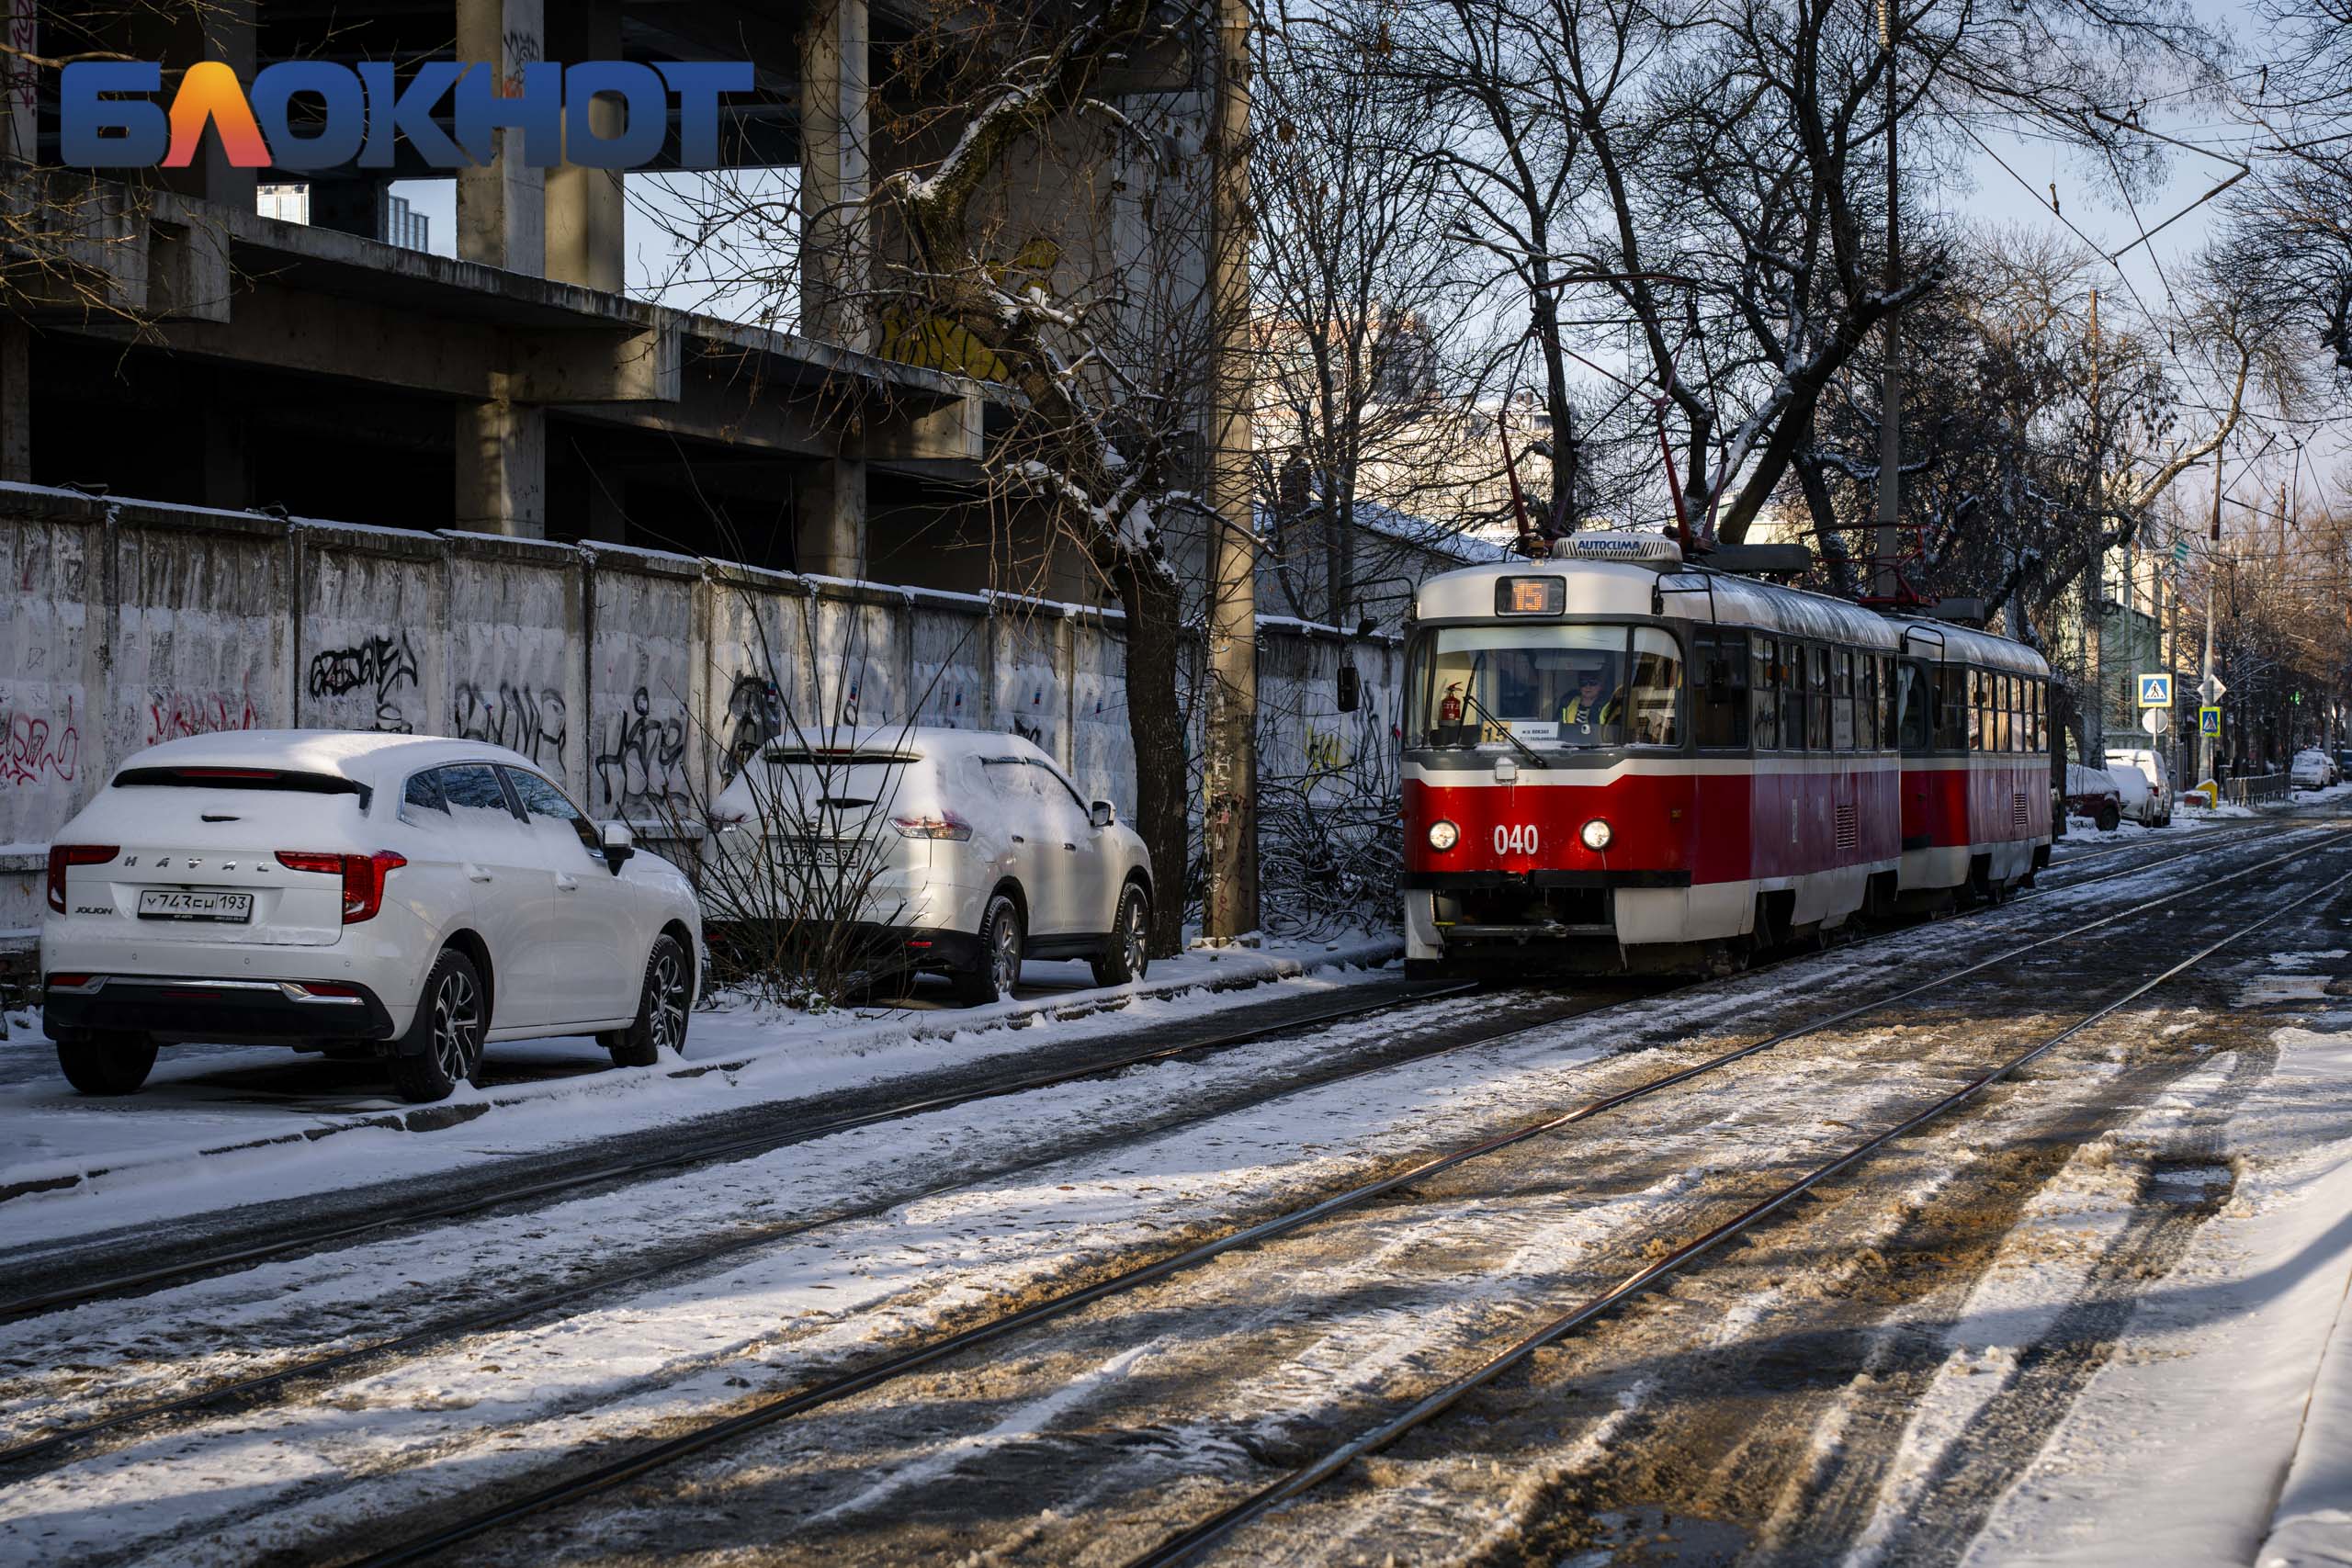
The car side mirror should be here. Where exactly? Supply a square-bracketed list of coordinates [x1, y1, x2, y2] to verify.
[600, 820, 636, 871]
[1090, 800, 1115, 829]
[1336, 663, 1361, 714]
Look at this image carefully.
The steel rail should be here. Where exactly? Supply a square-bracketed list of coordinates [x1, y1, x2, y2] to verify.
[0, 980, 1476, 1325]
[1128, 861, 2352, 1568]
[6, 981, 1674, 1474]
[332, 829, 2349, 1568]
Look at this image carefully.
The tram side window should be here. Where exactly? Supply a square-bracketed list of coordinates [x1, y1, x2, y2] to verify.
[1782, 643, 1811, 750]
[1862, 655, 1881, 750]
[1894, 661, 1928, 750]
[1751, 637, 1781, 749]
[1625, 628, 1683, 746]
[1832, 649, 1856, 750]
[1935, 666, 1970, 750]
[2031, 680, 2046, 752]
[1693, 628, 1750, 749]
[1808, 646, 1831, 750]
[2007, 676, 2024, 751]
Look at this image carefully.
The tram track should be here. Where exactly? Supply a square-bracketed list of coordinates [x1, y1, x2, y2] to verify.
[300, 827, 2348, 1568]
[1127, 862, 2352, 1567]
[4, 823, 2332, 1488]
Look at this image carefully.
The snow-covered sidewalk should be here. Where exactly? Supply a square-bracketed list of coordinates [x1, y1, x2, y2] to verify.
[1849, 939, 2352, 1567]
[0, 932, 1398, 1249]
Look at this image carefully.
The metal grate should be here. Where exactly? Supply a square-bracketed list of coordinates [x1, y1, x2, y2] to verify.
[1835, 803, 1859, 851]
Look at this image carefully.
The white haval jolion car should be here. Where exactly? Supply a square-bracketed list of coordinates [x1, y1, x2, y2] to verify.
[40, 732, 702, 1103]
[707, 728, 1153, 1003]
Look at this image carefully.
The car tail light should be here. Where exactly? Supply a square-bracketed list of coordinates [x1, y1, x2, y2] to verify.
[277, 849, 408, 922]
[45, 845, 118, 913]
[891, 810, 974, 841]
[45, 974, 95, 990]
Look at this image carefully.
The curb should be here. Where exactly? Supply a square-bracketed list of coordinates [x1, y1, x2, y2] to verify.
[0, 940, 1403, 1209]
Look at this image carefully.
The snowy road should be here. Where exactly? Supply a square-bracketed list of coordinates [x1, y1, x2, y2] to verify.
[2, 816, 2349, 1565]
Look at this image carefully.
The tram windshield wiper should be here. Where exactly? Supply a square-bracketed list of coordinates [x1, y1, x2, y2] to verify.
[1458, 653, 1551, 769]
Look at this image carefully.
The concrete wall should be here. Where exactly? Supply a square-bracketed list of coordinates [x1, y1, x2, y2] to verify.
[0, 484, 1396, 937]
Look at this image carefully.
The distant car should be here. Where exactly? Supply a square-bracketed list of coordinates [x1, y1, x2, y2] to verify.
[2291, 749, 2337, 790]
[709, 728, 1154, 1005]
[2335, 748, 2352, 780]
[2064, 762, 2125, 832]
[2103, 747, 2173, 827]
[40, 733, 702, 1103]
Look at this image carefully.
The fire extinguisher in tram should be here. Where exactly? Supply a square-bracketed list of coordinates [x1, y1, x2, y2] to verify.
[1440, 682, 1464, 725]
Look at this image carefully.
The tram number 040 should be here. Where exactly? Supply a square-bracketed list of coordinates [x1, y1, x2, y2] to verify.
[1494, 823, 1540, 855]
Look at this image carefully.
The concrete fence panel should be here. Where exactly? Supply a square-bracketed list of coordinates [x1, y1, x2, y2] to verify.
[909, 597, 989, 732]
[112, 506, 292, 765]
[586, 547, 697, 820]
[296, 523, 444, 739]
[444, 534, 587, 802]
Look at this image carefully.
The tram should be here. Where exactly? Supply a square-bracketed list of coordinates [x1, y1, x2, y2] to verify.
[1399, 533, 2052, 976]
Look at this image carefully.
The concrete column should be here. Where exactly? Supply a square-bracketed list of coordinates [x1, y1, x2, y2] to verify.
[146, 0, 256, 212]
[798, 0, 872, 349]
[307, 177, 382, 241]
[795, 454, 866, 579]
[0, 319, 28, 484]
[456, 390, 547, 537]
[456, 0, 547, 276]
[200, 388, 248, 509]
[3, 0, 37, 164]
[545, 0, 625, 292]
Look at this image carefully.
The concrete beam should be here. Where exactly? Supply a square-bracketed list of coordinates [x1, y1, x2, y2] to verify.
[456, 389, 547, 537]
[545, 0, 626, 293]
[456, 0, 547, 276]
[800, 0, 873, 351]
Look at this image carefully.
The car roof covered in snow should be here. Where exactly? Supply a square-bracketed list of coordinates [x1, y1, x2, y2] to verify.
[115, 730, 546, 784]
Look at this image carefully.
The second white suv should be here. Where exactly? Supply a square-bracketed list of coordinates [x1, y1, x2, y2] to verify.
[709, 728, 1154, 1003]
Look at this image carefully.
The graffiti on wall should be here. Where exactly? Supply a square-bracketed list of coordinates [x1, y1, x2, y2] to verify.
[0, 693, 80, 787]
[723, 672, 783, 776]
[594, 687, 689, 816]
[305, 631, 420, 733]
[147, 691, 259, 747]
[454, 680, 568, 767]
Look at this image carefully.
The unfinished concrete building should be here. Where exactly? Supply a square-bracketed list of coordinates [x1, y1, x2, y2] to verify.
[2, 0, 1044, 587]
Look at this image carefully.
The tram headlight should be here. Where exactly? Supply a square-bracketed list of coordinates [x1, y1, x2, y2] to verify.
[1579, 818, 1613, 852]
[1427, 819, 1460, 852]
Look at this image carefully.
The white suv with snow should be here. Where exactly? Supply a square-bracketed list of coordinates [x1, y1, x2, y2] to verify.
[40, 732, 702, 1103]
[708, 728, 1153, 1004]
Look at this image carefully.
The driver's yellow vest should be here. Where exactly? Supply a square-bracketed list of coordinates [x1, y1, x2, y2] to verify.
[1561, 694, 1618, 725]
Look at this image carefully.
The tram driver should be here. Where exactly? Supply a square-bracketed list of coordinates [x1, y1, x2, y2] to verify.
[1560, 658, 1623, 738]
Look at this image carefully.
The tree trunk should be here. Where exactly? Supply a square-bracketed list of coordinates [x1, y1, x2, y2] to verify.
[1115, 554, 1191, 957]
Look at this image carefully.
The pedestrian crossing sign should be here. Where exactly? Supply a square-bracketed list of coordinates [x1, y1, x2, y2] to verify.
[2137, 673, 2172, 708]
[2199, 705, 2221, 736]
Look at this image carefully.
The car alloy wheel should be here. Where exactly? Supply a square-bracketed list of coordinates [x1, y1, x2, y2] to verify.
[990, 910, 1021, 995]
[431, 967, 482, 1085]
[1124, 897, 1147, 977]
[650, 942, 689, 1053]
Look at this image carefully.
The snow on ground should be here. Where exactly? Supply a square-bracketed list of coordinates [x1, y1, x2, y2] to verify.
[4, 842, 2338, 1566]
[0, 932, 1397, 1249]
[1830, 942, 2352, 1568]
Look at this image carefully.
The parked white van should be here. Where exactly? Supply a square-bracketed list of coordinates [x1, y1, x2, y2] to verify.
[708, 728, 1154, 1004]
[2103, 747, 2173, 827]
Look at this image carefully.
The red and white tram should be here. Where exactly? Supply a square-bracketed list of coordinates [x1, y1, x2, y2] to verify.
[1399, 534, 2052, 976]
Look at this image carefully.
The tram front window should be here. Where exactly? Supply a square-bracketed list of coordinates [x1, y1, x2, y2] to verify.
[1407, 626, 1682, 750]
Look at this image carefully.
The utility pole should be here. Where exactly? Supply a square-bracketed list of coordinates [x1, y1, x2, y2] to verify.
[2086, 288, 2104, 761]
[1200, 0, 1259, 943]
[2201, 450, 2224, 786]
[1871, 0, 1901, 600]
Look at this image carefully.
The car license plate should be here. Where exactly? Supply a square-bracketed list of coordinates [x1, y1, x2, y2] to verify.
[137, 888, 254, 922]
[776, 838, 859, 868]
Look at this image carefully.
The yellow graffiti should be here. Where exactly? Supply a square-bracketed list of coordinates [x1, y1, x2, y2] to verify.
[1306, 727, 1348, 772]
[877, 238, 1062, 384]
